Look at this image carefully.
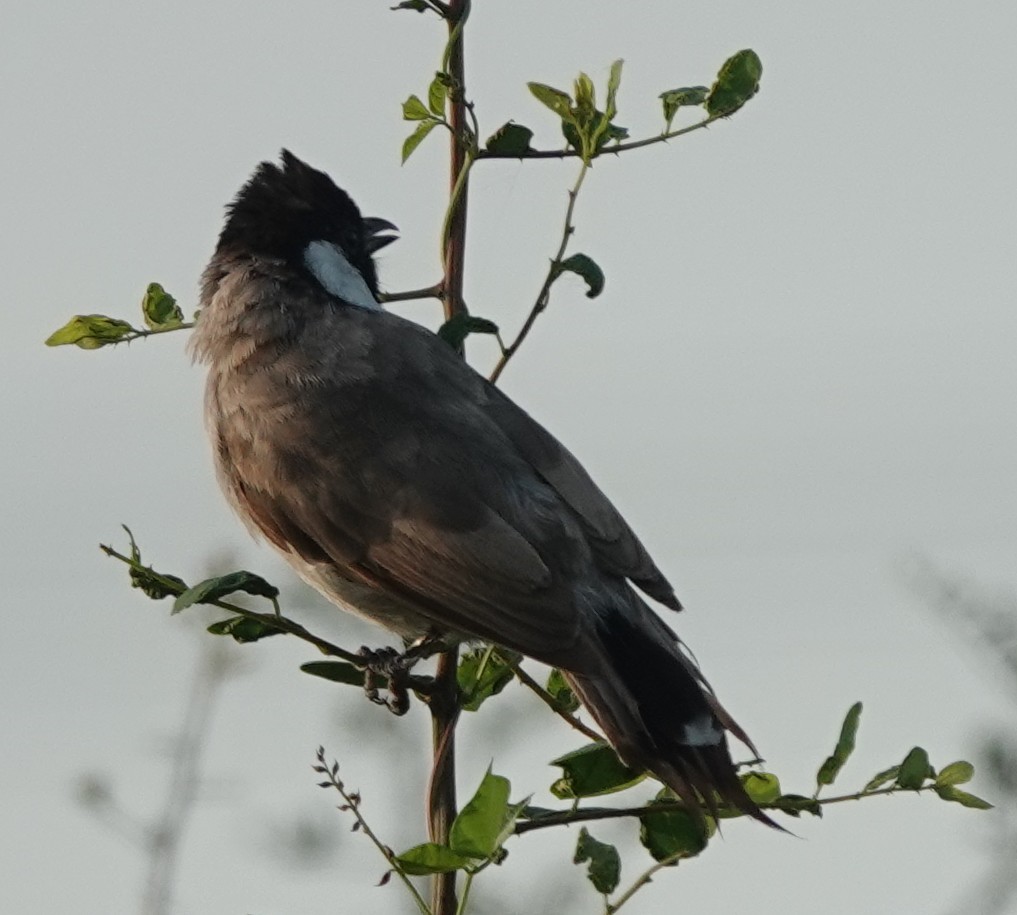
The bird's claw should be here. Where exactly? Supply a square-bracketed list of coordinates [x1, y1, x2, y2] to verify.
[357, 645, 430, 716]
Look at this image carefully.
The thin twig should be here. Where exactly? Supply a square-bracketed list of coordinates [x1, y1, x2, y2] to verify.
[606, 850, 684, 914]
[807, 784, 935, 806]
[476, 115, 720, 161]
[440, 149, 475, 308]
[455, 871, 476, 915]
[99, 543, 432, 682]
[113, 322, 196, 344]
[489, 159, 589, 384]
[315, 748, 433, 915]
[379, 284, 444, 304]
[509, 662, 603, 743]
[515, 782, 941, 836]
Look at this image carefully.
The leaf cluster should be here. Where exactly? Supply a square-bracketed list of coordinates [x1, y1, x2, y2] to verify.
[46, 284, 193, 349]
[528, 61, 626, 164]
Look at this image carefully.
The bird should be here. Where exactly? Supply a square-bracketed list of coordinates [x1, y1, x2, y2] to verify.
[191, 149, 776, 829]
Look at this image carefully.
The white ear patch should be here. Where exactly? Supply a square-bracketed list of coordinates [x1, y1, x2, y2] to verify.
[303, 240, 380, 311]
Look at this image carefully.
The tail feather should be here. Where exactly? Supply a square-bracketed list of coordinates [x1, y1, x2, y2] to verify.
[563, 595, 782, 831]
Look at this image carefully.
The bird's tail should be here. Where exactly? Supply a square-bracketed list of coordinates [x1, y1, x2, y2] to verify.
[563, 596, 781, 831]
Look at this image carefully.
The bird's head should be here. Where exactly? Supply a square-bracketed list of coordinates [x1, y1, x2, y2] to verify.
[215, 150, 397, 304]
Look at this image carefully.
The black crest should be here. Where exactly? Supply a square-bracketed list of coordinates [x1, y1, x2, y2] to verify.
[215, 150, 382, 292]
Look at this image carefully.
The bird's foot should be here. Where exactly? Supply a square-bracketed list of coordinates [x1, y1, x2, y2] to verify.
[356, 636, 446, 715]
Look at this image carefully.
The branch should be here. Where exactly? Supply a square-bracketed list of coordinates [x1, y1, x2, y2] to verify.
[439, 0, 474, 326]
[607, 850, 685, 914]
[509, 661, 603, 743]
[489, 159, 589, 383]
[99, 544, 406, 671]
[476, 115, 720, 161]
[514, 782, 945, 836]
[379, 283, 444, 304]
[118, 322, 196, 342]
[426, 6, 472, 913]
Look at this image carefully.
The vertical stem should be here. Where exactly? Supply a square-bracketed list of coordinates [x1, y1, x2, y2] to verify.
[427, 648, 461, 915]
[429, 7, 470, 912]
[441, 0, 471, 326]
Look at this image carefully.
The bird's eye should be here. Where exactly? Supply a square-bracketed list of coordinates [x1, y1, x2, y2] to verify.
[335, 227, 361, 254]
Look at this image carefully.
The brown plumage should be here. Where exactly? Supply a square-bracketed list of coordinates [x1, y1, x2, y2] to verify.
[191, 151, 778, 830]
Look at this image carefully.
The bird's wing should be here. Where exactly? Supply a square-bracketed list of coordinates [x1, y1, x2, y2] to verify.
[250, 466, 591, 662]
[483, 385, 681, 610]
[360, 512, 591, 658]
[213, 303, 676, 661]
[213, 308, 610, 662]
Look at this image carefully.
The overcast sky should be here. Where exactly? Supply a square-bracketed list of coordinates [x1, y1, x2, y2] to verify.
[3, 1, 1016, 913]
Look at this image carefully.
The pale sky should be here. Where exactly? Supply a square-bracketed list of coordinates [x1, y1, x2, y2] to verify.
[3, 1, 1016, 913]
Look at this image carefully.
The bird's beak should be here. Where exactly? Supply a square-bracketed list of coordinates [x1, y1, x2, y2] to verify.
[364, 216, 399, 254]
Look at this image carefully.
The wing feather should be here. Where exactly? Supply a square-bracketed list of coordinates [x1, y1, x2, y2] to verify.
[484, 386, 681, 609]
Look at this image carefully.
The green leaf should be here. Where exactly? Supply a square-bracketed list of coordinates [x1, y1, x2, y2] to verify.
[588, 62, 624, 153]
[551, 742, 645, 799]
[395, 842, 472, 875]
[546, 668, 580, 714]
[935, 761, 975, 787]
[771, 794, 823, 818]
[573, 72, 597, 119]
[896, 747, 932, 790]
[816, 701, 862, 791]
[401, 94, 431, 121]
[529, 69, 627, 161]
[456, 646, 518, 711]
[401, 120, 438, 164]
[639, 799, 710, 861]
[933, 785, 993, 810]
[449, 768, 515, 859]
[427, 73, 448, 116]
[128, 562, 187, 600]
[118, 525, 187, 599]
[527, 82, 576, 122]
[561, 116, 628, 159]
[173, 570, 279, 613]
[45, 314, 135, 349]
[604, 59, 623, 122]
[741, 771, 781, 805]
[484, 122, 534, 156]
[141, 282, 183, 330]
[436, 313, 499, 350]
[206, 615, 280, 643]
[574, 828, 621, 895]
[706, 48, 763, 117]
[554, 253, 605, 299]
[863, 765, 901, 793]
[300, 661, 366, 687]
[659, 86, 709, 130]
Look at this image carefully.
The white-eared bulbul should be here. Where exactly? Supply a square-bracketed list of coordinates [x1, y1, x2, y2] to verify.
[191, 150, 776, 828]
